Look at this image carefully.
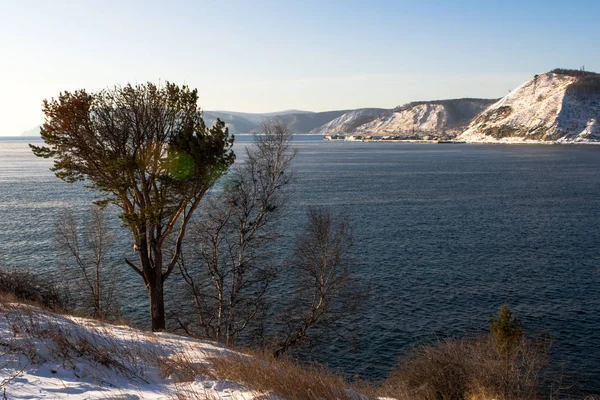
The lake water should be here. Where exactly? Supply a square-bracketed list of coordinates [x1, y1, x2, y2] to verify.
[1, 136, 600, 394]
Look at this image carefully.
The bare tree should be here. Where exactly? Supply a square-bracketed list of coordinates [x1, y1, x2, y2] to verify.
[178, 120, 297, 344]
[273, 206, 367, 357]
[56, 206, 120, 320]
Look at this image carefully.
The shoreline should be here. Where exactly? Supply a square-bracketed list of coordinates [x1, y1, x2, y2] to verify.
[322, 137, 600, 145]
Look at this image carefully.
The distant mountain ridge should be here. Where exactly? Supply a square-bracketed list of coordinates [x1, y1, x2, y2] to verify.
[204, 109, 311, 126]
[203, 109, 351, 134]
[21, 69, 599, 143]
[16, 101, 496, 138]
[20, 125, 42, 136]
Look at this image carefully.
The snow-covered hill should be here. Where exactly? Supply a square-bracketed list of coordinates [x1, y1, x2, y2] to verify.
[353, 99, 494, 138]
[460, 70, 600, 143]
[20, 125, 42, 137]
[311, 108, 388, 135]
[0, 303, 258, 399]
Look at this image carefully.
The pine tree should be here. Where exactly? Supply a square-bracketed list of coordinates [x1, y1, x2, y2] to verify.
[490, 303, 523, 355]
[31, 82, 235, 331]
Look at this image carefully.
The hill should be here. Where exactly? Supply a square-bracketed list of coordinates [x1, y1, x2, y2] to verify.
[277, 110, 351, 133]
[460, 69, 600, 142]
[353, 98, 495, 138]
[0, 302, 377, 399]
[203, 109, 311, 127]
[203, 109, 351, 134]
[311, 108, 389, 135]
[20, 125, 42, 136]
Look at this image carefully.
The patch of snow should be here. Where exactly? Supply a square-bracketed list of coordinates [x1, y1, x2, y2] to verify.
[1, 304, 389, 399]
[0, 304, 267, 399]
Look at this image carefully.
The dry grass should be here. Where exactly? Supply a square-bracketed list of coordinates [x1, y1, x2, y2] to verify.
[377, 334, 552, 400]
[208, 351, 360, 400]
[2, 297, 375, 399]
[3, 297, 562, 400]
[157, 351, 209, 384]
[159, 347, 375, 400]
[1, 301, 376, 399]
[0, 302, 159, 385]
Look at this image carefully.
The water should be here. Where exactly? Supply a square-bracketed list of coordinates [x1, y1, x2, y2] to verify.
[2, 136, 600, 393]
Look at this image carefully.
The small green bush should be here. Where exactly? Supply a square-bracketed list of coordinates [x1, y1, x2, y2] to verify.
[490, 303, 523, 355]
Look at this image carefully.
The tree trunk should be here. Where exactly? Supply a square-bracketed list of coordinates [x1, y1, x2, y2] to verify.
[149, 278, 166, 331]
[137, 228, 166, 332]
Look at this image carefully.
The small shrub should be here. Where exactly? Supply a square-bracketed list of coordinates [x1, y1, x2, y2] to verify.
[378, 337, 473, 400]
[207, 351, 359, 400]
[490, 303, 522, 355]
[0, 268, 69, 311]
[378, 306, 552, 400]
[378, 335, 550, 400]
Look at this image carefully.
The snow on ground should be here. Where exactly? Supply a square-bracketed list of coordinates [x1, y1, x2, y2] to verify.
[0, 303, 266, 399]
[0, 303, 382, 399]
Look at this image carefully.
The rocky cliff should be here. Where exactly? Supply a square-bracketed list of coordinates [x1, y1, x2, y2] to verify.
[460, 70, 600, 142]
[354, 98, 494, 138]
[311, 108, 388, 135]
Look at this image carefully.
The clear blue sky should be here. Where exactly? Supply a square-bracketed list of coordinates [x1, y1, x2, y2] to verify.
[1, 0, 599, 135]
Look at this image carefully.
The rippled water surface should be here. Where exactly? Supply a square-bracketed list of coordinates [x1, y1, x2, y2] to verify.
[2, 136, 600, 393]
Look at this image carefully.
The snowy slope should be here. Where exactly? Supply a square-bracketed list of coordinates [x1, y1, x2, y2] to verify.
[0, 303, 382, 399]
[354, 99, 494, 138]
[460, 70, 600, 142]
[0, 303, 261, 399]
[311, 108, 388, 135]
[20, 125, 42, 137]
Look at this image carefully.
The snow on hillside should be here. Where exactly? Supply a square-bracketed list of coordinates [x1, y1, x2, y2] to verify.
[460, 71, 600, 142]
[311, 108, 387, 135]
[354, 99, 493, 138]
[0, 303, 381, 399]
[20, 125, 42, 137]
[0, 303, 262, 399]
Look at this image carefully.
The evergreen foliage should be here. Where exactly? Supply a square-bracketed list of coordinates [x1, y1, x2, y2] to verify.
[490, 303, 523, 355]
[30, 82, 235, 330]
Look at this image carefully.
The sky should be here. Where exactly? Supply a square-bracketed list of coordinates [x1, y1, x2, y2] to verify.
[1, 0, 599, 135]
